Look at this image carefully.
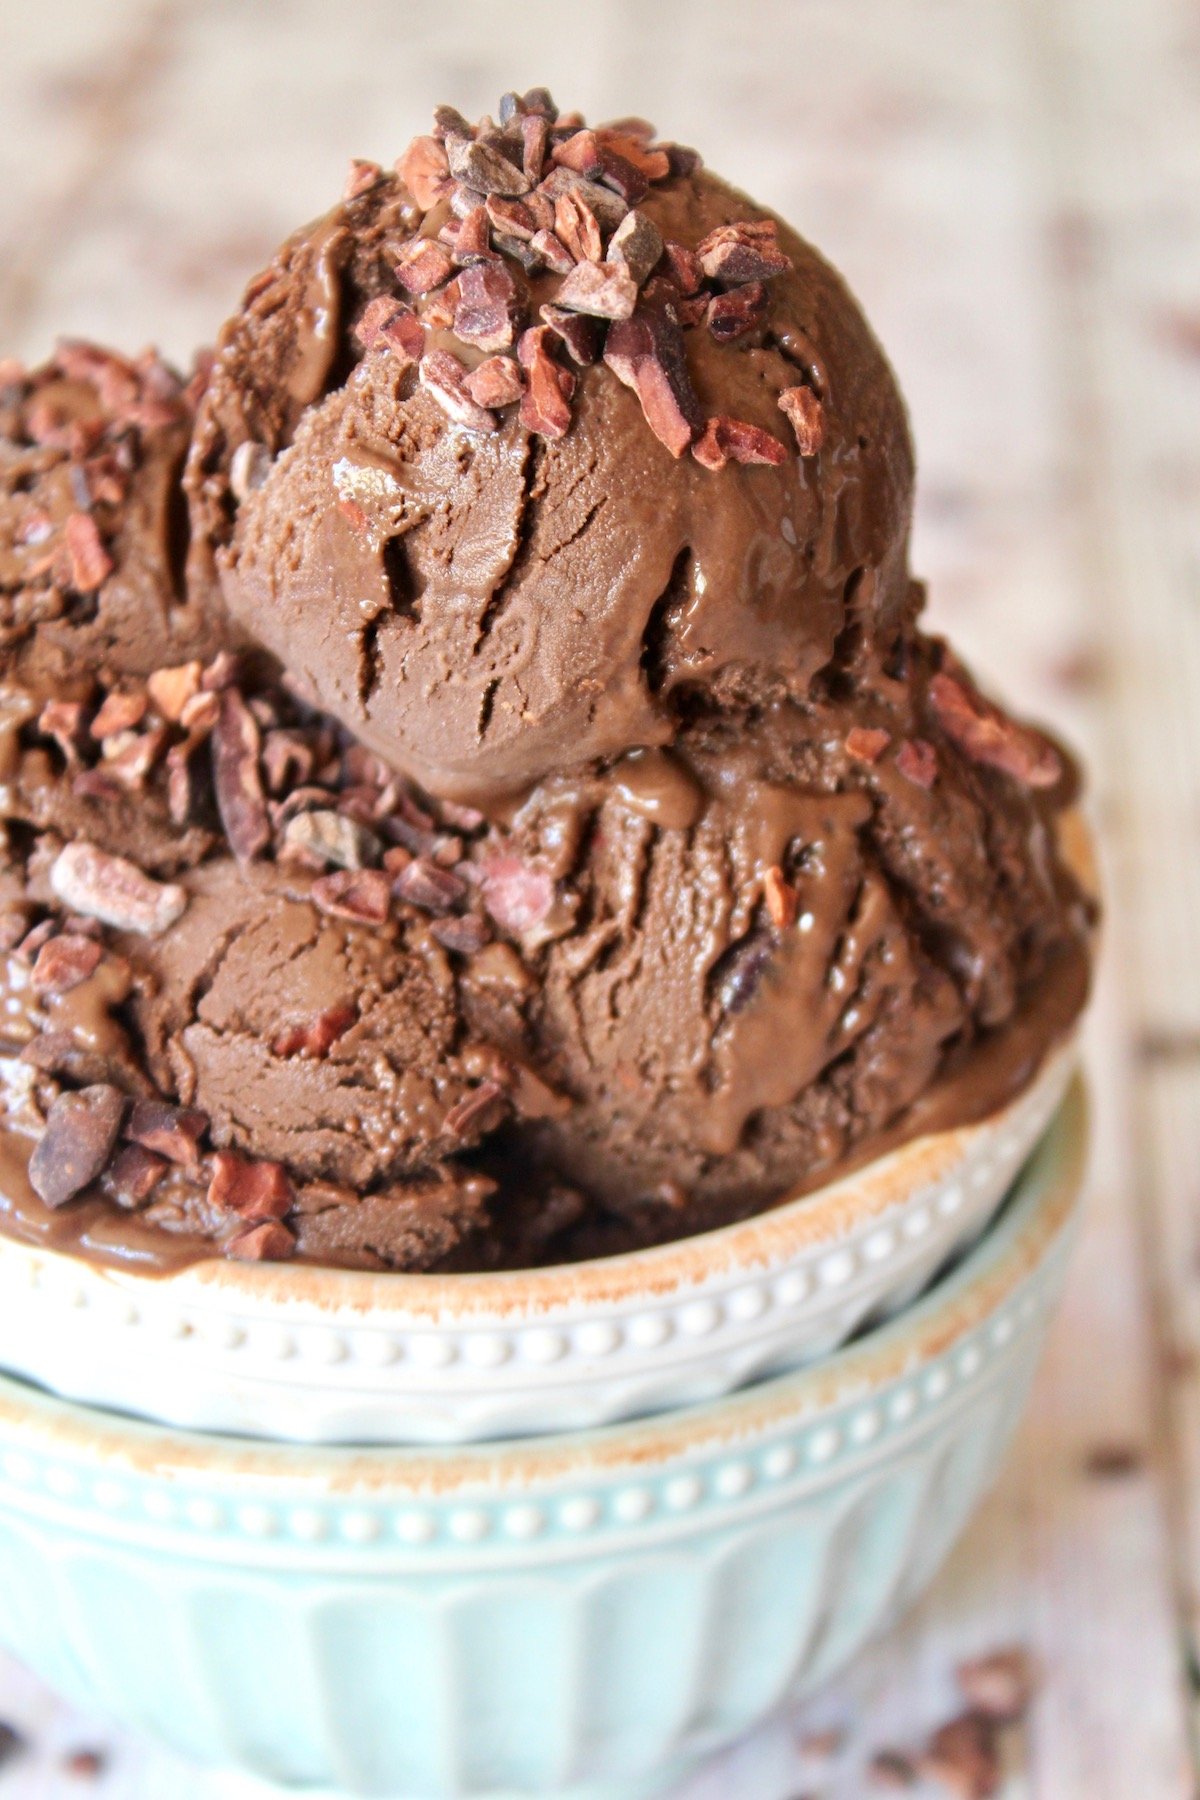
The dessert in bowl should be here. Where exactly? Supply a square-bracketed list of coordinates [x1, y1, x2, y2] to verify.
[0, 1030, 1077, 1444]
[0, 1083, 1086, 1800]
[0, 92, 1093, 1439]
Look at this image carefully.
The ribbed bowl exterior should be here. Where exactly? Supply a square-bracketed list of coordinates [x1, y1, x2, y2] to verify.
[0, 1087, 1085, 1800]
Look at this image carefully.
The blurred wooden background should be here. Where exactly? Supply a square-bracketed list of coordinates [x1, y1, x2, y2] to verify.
[1, 0, 1199, 1794]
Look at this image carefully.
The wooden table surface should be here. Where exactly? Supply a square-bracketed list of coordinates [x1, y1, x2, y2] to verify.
[0, 1, 1198, 1794]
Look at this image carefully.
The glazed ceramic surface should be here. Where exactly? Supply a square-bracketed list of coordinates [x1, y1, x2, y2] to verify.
[0, 1084, 1085, 1799]
[0, 1040, 1075, 1444]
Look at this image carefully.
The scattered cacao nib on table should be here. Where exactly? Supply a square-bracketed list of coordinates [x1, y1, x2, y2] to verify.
[0, 1719, 23, 1769]
[864, 1644, 1038, 1796]
[62, 1747, 107, 1781]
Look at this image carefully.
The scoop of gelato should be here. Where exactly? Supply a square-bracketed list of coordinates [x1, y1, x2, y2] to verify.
[187, 98, 914, 806]
[1, 342, 222, 691]
[121, 854, 491, 1192]
[465, 629, 1091, 1242]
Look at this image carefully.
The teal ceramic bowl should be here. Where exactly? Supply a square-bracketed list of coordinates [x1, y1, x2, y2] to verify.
[0, 1084, 1085, 1800]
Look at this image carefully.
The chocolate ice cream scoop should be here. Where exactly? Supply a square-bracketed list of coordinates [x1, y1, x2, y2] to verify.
[120, 854, 496, 1192]
[187, 97, 914, 806]
[463, 631, 1091, 1245]
[0, 342, 222, 692]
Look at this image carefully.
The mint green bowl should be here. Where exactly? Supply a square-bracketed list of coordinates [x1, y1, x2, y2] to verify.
[0, 1084, 1085, 1800]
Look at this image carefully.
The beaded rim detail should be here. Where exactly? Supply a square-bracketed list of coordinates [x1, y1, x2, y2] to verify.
[0, 1046, 1073, 1389]
[0, 1087, 1085, 1557]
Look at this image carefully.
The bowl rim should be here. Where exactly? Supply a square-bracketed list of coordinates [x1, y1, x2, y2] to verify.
[2, 1031, 1080, 1325]
[0, 1080, 1086, 1492]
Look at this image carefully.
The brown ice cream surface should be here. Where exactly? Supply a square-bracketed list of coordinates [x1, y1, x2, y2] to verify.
[189, 166, 913, 805]
[1, 343, 222, 689]
[470, 646, 1089, 1242]
[0, 93, 1094, 1275]
[0, 345, 227, 873]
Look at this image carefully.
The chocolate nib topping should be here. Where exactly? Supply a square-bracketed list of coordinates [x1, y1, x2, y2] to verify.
[227, 1218, 296, 1262]
[929, 670, 1063, 789]
[30, 933, 102, 993]
[29, 1084, 126, 1208]
[604, 306, 704, 456]
[778, 384, 825, 455]
[212, 687, 271, 860]
[290, 92, 802, 466]
[208, 1149, 293, 1220]
[50, 842, 187, 936]
[104, 1142, 168, 1207]
[125, 1098, 207, 1165]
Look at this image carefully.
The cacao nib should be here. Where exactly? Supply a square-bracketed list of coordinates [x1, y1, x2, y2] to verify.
[226, 1219, 296, 1262]
[662, 240, 703, 293]
[63, 512, 113, 592]
[604, 306, 703, 457]
[38, 700, 87, 765]
[692, 415, 788, 470]
[554, 188, 604, 263]
[104, 1142, 168, 1207]
[517, 326, 576, 438]
[928, 673, 1063, 789]
[212, 688, 270, 861]
[393, 238, 456, 296]
[606, 210, 664, 286]
[50, 842, 187, 936]
[763, 866, 799, 928]
[344, 157, 384, 202]
[896, 738, 938, 788]
[556, 259, 638, 320]
[521, 113, 549, 183]
[419, 349, 497, 433]
[446, 135, 530, 198]
[125, 1099, 208, 1166]
[29, 1084, 126, 1209]
[283, 809, 380, 870]
[396, 135, 451, 210]
[778, 384, 826, 454]
[90, 690, 146, 738]
[529, 228, 575, 275]
[707, 280, 768, 343]
[311, 868, 392, 925]
[453, 262, 522, 352]
[450, 205, 494, 265]
[208, 1149, 293, 1221]
[393, 857, 468, 914]
[463, 355, 525, 408]
[697, 219, 791, 285]
[480, 855, 555, 934]
[30, 934, 103, 994]
[430, 913, 491, 955]
[146, 661, 203, 722]
[538, 305, 601, 365]
[846, 726, 891, 763]
[272, 1005, 357, 1058]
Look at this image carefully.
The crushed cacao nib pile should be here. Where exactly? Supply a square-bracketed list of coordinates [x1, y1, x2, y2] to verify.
[0, 92, 1093, 1273]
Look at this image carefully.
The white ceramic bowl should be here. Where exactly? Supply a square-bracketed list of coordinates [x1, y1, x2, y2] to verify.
[0, 1039, 1075, 1444]
[0, 1086, 1085, 1800]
